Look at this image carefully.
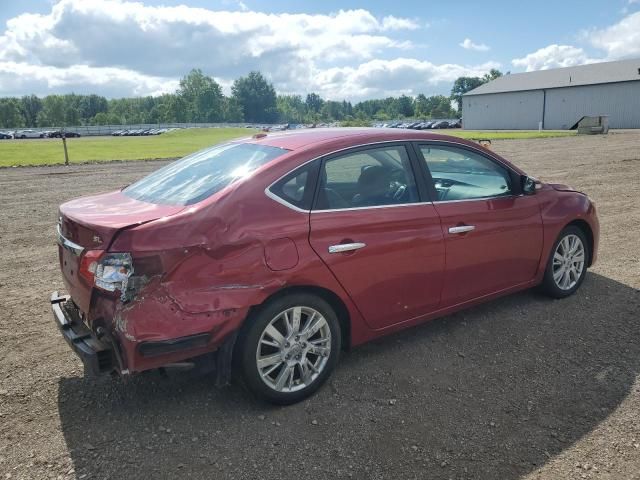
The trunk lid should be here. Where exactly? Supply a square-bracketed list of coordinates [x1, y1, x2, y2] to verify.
[59, 190, 184, 248]
[58, 190, 184, 313]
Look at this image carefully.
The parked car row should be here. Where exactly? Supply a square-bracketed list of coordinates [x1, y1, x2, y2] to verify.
[0, 129, 82, 139]
[111, 128, 177, 136]
[376, 119, 462, 130]
[247, 123, 340, 130]
[41, 130, 81, 138]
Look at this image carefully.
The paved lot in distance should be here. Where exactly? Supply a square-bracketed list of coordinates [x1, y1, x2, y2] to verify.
[0, 131, 639, 479]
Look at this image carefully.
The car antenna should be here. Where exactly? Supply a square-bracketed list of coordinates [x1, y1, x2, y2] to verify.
[477, 139, 492, 149]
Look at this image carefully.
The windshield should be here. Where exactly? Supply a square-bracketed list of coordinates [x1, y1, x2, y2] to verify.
[123, 142, 288, 205]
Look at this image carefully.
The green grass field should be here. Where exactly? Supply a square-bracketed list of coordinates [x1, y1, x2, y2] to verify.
[0, 127, 257, 167]
[0, 127, 575, 167]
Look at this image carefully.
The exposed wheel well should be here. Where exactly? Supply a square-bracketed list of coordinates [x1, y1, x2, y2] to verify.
[245, 285, 351, 350]
[566, 219, 594, 267]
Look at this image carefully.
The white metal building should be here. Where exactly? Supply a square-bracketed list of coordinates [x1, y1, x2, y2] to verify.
[462, 58, 640, 130]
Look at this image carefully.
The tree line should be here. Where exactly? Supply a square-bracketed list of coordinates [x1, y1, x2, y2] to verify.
[0, 69, 502, 129]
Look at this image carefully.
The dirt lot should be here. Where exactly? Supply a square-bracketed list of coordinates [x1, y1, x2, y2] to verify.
[0, 131, 639, 480]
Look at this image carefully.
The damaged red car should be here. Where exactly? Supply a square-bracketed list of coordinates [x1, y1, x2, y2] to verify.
[52, 128, 599, 404]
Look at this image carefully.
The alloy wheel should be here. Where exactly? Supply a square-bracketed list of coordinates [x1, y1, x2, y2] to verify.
[256, 306, 331, 393]
[552, 234, 585, 290]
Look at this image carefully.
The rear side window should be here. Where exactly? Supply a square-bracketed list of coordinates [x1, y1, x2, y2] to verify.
[124, 143, 288, 205]
[315, 145, 419, 210]
[268, 161, 319, 211]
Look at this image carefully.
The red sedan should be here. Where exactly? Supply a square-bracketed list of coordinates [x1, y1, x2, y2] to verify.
[52, 129, 599, 404]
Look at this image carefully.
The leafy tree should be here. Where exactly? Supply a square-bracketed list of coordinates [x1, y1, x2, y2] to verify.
[305, 93, 323, 113]
[277, 95, 306, 123]
[232, 71, 278, 123]
[163, 95, 189, 123]
[396, 95, 414, 117]
[36, 95, 66, 126]
[0, 68, 503, 128]
[91, 111, 121, 125]
[450, 77, 484, 114]
[178, 69, 224, 122]
[79, 94, 108, 122]
[483, 68, 503, 83]
[0, 98, 25, 128]
[222, 97, 244, 122]
[321, 100, 346, 121]
[20, 95, 42, 127]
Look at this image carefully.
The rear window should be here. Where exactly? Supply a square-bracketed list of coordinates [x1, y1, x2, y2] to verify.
[123, 143, 288, 205]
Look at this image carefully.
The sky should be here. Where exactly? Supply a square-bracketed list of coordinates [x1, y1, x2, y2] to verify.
[0, 0, 639, 101]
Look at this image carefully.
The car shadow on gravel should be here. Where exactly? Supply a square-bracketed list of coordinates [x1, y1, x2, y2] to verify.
[57, 272, 640, 480]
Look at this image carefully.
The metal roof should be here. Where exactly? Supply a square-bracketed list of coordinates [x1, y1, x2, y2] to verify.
[464, 58, 640, 96]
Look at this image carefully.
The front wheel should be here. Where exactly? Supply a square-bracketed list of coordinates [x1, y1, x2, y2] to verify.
[239, 293, 341, 404]
[541, 226, 589, 298]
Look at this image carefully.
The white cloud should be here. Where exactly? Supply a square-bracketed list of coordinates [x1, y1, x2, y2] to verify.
[512, 11, 640, 73]
[313, 58, 501, 99]
[0, 61, 179, 97]
[459, 38, 490, 52]
[0, 0, 498, 100]
[586, 11, 640, 59]
[381, 15, 420, 31]
[511, 44, 599, 71]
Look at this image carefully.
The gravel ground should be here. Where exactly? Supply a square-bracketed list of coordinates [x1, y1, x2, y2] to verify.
[0, 131, 639, 480]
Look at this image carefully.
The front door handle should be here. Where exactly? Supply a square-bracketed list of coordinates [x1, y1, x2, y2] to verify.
[448, 225, 475, 234]
[328, 242, 366, 254]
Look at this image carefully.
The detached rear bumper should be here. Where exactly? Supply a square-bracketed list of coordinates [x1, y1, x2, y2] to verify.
[51, 292, 238, 385]
[51, 292, 115, 376]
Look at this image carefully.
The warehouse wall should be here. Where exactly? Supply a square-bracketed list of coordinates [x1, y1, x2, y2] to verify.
[543, 81, 640, 129]
[463, 80, 640, 130]
[462, 90, 544, 129]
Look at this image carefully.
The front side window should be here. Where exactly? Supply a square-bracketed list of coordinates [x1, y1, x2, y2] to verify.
[124, 143, 289, 205]
[315, 145, 419, 210]
[419, 146, 512, 201]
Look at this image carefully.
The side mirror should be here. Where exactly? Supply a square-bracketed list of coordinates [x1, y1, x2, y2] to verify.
[521, 175, 540, 195]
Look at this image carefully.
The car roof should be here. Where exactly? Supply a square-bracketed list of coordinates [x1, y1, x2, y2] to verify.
[241, 127, 525, 176]
[245, 127, 478, 151]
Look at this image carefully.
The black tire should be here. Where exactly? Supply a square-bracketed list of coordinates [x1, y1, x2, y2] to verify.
[238, 293, 341, 405]
[541, 225, 589, 298]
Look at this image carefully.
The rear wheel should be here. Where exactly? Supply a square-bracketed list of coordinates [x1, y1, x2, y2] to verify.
[239, 293, 341, 404]
[541, 226, 589, 298]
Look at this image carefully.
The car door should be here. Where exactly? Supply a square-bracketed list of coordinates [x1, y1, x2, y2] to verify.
[308, 143, 445, 330]
[414, 142, 543, 306]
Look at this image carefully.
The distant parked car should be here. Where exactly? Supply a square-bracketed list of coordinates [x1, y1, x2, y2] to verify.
[47, 130, 81, 138]
[448, 120, 462, 128]
[14, 129, 41, 139]
[0, 131, 13, 139]
[431, 121, 450, 129]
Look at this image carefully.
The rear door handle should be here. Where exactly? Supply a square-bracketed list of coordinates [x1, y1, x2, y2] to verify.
[448, 225, 475, 234]
[328, 242, 366, 254]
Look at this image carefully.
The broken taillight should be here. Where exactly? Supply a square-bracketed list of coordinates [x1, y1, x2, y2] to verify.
[79, 250, 103, 285]
[94, 253, 134, 293]
[79, 251, 134, 296]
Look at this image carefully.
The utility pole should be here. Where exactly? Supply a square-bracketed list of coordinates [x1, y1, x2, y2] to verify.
[62, 131, 69, 166]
